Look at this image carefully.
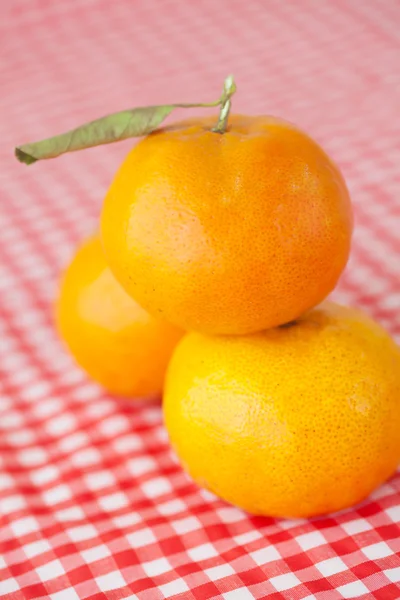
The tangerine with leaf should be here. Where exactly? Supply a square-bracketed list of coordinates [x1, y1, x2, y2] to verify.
[17, 76, 353, 334]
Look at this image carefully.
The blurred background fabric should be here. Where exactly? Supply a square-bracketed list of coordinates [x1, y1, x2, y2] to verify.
[1, 1, 400, 599]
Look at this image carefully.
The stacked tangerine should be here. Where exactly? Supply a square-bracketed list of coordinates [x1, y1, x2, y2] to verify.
[17, 77, 400, 518]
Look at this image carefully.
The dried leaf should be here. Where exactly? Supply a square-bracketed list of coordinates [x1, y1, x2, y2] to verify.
[15, 104, 175, 165]
[15, 75, 237, 165]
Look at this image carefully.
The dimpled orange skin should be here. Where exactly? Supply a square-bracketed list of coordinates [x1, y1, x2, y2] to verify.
[55, 236, 183, 398]
[101, 114, 353, 335]
[163, 302, 400, 518]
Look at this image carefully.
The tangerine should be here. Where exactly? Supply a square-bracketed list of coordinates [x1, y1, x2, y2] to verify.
[101, 115, 352, 335]
[164, 302, 400, 517]
[55, 235, 183, 397]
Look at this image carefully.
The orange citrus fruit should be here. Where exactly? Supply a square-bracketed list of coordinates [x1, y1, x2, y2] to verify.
[101, 115, 353, 335]
[164, 302, 400, 517]
[55, 235, 183, 397]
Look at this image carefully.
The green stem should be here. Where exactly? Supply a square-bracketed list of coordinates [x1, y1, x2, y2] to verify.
[212, 75, 236, 134]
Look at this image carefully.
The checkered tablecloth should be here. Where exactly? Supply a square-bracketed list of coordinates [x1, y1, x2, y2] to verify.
[1, 1, 400, 598]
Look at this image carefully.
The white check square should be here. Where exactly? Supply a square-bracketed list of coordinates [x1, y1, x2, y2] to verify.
[159, 579, 189, 597]
[158, 499, 186, 516]
[362, 541, 393, 560]
[296, 531, 326, 551]
[234, 531, 262, 545]
[217, 506, 244, 523]
[386, 505, 400, 522]
[56, 506, 85, 522]
[316, 557, 347, 577]
[18, 448, 47, 466]
[68, 524, 97, 542]
[1, 578, 19, 594]
[24, 539, 51, 558]
[337, 581, 369, 598]
[36, 559, 65, 582]
[0, 495, 26, 514]
[99, 492, 129, 511]
[384, 567, 400, 583]
[205, 564, 235, 581]
[113, 513, 141, 528]
[142, 477, 172, 498]
[142, 557, 171, 576]
[188, 543, 218, 561]
[127, 457, 155, 476]
[11, 516, 39, 536]
[82, 545, 111, 564]
[85, 470, 115, 490]
[223, 589, 255, 599]
[43, 484, 71, 505]
[72, 448, 101, 467]
[31, 465, 58, 485]
[96, 571, 126, 591]
[250, 546, 280, 565]
[342, 518, 372, 535]
[172, 516, 201, 534]
[127, 528, 156, 548]
[270, 573, 301, 592]
[50, 590, 80, 600]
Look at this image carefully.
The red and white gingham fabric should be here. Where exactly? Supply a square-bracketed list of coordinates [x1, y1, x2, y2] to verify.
[1, 1, 400, 598]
